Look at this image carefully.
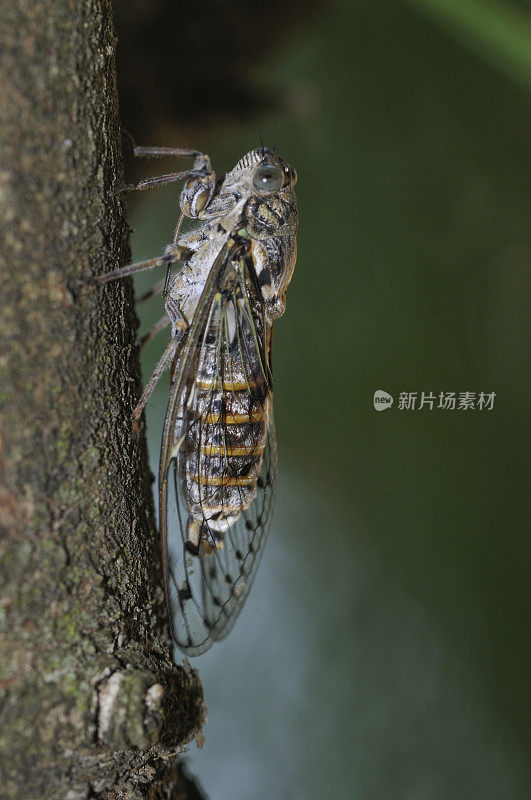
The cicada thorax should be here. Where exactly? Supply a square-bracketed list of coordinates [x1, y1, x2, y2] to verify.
[180, 269, 272, 555]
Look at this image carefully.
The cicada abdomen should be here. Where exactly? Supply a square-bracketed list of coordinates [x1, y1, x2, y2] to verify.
[165, 252, 279, 654]
[183, 278, 273, 553]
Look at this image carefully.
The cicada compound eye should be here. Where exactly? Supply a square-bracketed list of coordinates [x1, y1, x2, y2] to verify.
[253, 163, 283, 194]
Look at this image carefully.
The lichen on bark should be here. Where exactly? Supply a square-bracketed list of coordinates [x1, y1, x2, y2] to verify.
[0, 2, 205, 798]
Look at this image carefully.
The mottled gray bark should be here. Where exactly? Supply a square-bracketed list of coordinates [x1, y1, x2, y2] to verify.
[0, 2, 205, 798]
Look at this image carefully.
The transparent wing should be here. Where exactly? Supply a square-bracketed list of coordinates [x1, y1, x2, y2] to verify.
[159, 242, 277, 656]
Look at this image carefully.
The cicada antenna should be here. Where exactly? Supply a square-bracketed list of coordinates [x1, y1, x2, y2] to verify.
[272, 123, 282, 154]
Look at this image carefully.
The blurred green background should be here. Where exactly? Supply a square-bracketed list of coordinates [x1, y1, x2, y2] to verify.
[114, 0, 530, 796]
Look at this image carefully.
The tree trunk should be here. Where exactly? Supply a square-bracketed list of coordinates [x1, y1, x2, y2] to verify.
[0, 2, 206, 798]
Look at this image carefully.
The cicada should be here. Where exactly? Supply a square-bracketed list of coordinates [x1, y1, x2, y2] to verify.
[99, 145, 298, 655]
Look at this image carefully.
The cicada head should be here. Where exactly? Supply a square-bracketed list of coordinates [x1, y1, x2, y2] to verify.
[229, 148, 298, 240]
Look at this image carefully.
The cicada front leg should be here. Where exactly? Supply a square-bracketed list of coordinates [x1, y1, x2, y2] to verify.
[130, 145, 217, 221]
[112, 147, 215, 196]
[179, 163, 217, 219]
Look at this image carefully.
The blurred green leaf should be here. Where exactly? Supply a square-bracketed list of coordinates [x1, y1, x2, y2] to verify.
[404, 0, 531, 87]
